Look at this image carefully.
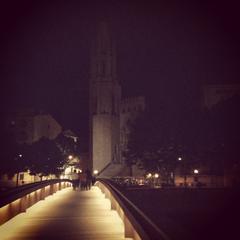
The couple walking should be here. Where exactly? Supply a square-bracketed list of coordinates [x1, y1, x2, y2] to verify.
[72, 169, 92, 191]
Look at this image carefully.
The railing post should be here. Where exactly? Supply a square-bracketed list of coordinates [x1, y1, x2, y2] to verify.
[40, 187, 46, 200]
[20, 196, 27, 212]
[50, 184, 54, 195]
[124, 215, 134, 238]
[110, 195, 116, 210]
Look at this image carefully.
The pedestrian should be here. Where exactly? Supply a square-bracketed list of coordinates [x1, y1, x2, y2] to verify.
[78, 170, 82, 190]
[85, 169, 92, 190]
[71, 169, 79, 191]
[79, 170, 87, 190]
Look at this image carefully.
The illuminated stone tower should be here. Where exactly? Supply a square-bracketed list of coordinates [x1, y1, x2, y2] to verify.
[89, 22, 121, 174]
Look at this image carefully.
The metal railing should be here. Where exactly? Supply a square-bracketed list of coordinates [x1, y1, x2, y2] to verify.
[96, 179, 170, 240]
[0, 179, 72, 225]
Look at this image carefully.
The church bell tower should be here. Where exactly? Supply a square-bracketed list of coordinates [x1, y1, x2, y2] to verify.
[89, 22, 121, 174]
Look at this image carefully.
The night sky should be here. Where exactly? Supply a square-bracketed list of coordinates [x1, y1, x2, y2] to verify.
[1, 0, 240, 139]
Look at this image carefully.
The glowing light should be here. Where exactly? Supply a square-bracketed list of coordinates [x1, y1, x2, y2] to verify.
[64, 167, 72, 175]
[19, 154, 22, 158]
[0, 188, 71, 239]
[154, 173, 159, 178]
[68, 155, 73, 160]
[178, 157, 182, 161]
[194, 169, 199, 174]
[93, 170, 98, 175]
[0, 187, 125, 239]
[146, 173, 152, 178]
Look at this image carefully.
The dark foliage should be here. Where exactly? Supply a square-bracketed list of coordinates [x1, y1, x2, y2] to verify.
[26, 137, 65, 177]
[124, 94, 240, 183]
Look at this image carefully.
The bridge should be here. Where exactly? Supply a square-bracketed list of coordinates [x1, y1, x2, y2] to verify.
[0, 180, 169, 240]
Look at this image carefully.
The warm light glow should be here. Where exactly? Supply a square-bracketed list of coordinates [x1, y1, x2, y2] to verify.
[154, 173, 159, 178]
[146, 173, 152, 178]
[194, 169, 199, 174]
[19, 154, 22, 158]
[178, 157, 182, 161]
[68, 155, 73, 160]
[93, 170, 98, 175]
[0, 187, 125, 239]
[64, 167, 72, 175]
[0, 188, 71, 239]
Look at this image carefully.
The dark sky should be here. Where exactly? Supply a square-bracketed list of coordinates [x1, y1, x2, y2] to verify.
[1, 0, 240, 138]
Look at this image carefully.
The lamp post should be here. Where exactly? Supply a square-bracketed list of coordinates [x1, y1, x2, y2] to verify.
[154, 173, 159, 187]
[193, 169, 199, 187]
[16, 154, 23, 187]
[178, 156, 187, 187]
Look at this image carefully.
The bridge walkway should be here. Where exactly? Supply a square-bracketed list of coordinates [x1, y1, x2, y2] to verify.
[0, 186, 132, 240]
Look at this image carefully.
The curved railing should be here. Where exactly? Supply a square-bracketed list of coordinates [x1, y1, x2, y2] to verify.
[96, 179, 170, 240]
[0, 179, 72, 225]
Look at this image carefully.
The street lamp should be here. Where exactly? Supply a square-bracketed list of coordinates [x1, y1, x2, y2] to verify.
[178, 157, 188, 187]
[193, 169, 199, 174]
[193, 169, 199, 187]
[146, 173, 152, 178]
[68, 155, 73, 160]
[93, 170, 98, 175]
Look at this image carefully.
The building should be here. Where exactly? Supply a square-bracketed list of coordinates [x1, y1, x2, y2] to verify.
[1, 109, 62, 187]
[5, 109, 62, 144]
[89, 22, 145, 177]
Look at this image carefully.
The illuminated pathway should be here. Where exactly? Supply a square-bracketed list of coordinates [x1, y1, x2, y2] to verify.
[0, 186, 131, 240]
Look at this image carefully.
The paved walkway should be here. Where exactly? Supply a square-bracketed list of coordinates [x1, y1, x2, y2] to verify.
[0, 186, 131, 240]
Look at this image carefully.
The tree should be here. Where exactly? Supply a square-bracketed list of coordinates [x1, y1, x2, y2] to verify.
[124, 102, 205, 184]
[27, 137, 65, 178]
[55, 133, 81, 160]
[0, 127, 31, 185]
[124, 107, 177, 183]
[207, 94, 240, 182]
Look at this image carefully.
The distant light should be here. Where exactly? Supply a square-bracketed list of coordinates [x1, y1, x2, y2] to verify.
[146, 173, 152, 178]
[194, 169, 199, 174]
[68, 155, 73, 160]
[19, 154, 22, 158]
[64, 167, 72, 175]
[178, 157, 182, 161]
[93, 170, 98, 175]
[154, 173, 159, 178]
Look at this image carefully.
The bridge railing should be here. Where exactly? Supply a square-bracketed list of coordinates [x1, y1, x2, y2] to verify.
[0, 179, 72, 225]
[96, 179, 170, 240]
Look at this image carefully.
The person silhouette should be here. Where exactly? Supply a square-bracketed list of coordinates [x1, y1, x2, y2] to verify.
[71, 169, 79, 191]
[85, 169, 92, 190]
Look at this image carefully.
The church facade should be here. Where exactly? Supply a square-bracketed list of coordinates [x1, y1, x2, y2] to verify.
[89, 22, 144, 177]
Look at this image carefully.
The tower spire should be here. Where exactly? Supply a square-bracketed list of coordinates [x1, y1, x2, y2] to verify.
[89, 21, 121, 175]
[91, 21, 117, 82]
